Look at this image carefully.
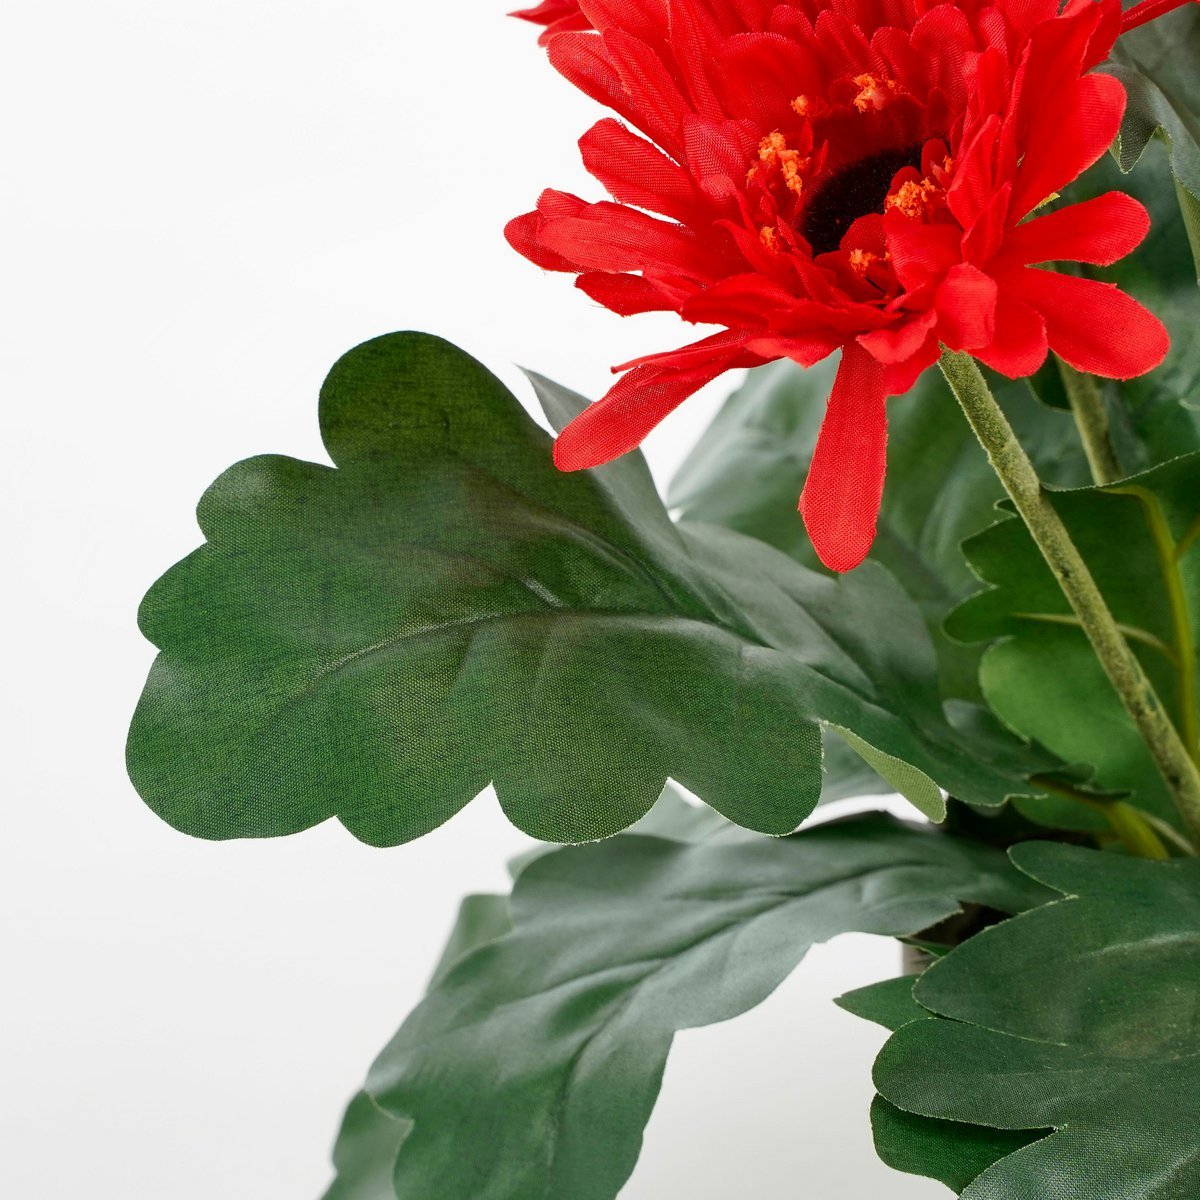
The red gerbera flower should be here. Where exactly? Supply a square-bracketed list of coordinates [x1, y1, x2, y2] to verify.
[511, 0, 592, 44]
[507, 0, 1181, 572]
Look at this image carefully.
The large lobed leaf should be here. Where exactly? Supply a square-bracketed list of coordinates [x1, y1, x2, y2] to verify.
[333, 814, 1050, 1200]
[947, 451, 1200, 832]
[127, 333, 1052, 846]
[874, 842, 1200, 1198]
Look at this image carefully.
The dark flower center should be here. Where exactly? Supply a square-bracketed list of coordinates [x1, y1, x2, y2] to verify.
[801, 144, 924, 256]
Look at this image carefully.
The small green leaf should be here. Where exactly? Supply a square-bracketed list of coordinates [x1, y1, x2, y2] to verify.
[128, 333, 1053, 847]
[875, 842, 1200, 1198]
[357, 815, 1050, 1200]
[947, 451, 1200, 834]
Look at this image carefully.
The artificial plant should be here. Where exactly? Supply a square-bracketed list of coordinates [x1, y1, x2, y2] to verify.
[127, 0, 1200, 1194]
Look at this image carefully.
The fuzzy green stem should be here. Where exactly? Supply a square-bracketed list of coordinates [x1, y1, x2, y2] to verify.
[939, 349, 1200, 847]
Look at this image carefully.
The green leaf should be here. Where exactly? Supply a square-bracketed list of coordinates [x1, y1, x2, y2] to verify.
[870, 1098, 1047, 1196]
[619, 783, 733, 842]
[504, 784, 735, 881]
[839, 977, 1048, 1193]
[428, 894, 512, 988]
[323, 1092, 412, 1200]
[359, 815, 1051, 1200]
[947, 451, 1200, 832]
[128, 333, 1053, 846]
[324, 890, 513, 1200]
[1106, 5, 1200, 278]
[668, 356, 1089, 700]
[836, 974, 927, 1032]
[874, 842, 1200, 1198]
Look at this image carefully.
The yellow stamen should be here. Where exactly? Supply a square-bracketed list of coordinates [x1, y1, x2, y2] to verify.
[760, 225, 780, 252]
[849, 248, 881, 274]
[791, 95, 811, 117]
[757, 131, 807, 196]
[886, 179, 931, 219]
[853, 73, 901, 113]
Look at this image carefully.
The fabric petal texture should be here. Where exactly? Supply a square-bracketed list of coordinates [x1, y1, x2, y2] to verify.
[509, 0, 1170, 570]
[799, 346, 889, 574]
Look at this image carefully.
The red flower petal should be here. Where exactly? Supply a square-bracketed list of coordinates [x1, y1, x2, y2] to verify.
[883, 213, 963, 292]
[881, 335, 941, 395]
[713, 32, 824, 125]
[537, 200, 726, 276]
[577, 272, 675, 314]
[682, 115, 758, 203]
[935, 263, 999, 351]
[1010, 72, 1126, 220]
[578, 0, 661, 41]
[579, 118, 702, 222]
[947, 115, 1002, 232]
[666, 0, 725, 116]
[1005, 268, 1169, 379]
[800, 345, 889, 574]
[858, 309, 938, 365]
[1001, 191, 1151, 267]
[505, 211, 565, 271]
[973, 298, 1049, 378]
[602, 28, 691, 157]
[553, 333, 751, 470]
[505, 192, 588, 271]
[548, 32, 645, 134]
[512, 0, 593, 43]
[679, 273, 799, 326]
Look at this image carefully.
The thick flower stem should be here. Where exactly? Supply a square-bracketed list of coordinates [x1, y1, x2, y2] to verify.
[1056, 356, 1123, 485]
[1095, 801, 1172, 861]
[1033, 776, 1174, 859]
[939, 349, 1200, 847]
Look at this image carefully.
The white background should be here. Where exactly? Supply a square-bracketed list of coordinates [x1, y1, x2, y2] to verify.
[2, 3, 939, 1196]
